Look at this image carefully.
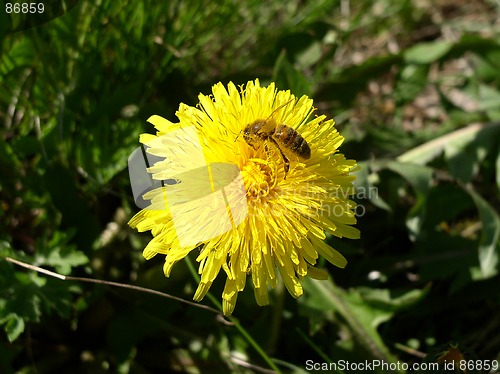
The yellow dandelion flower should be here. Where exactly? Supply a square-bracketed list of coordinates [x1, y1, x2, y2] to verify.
[128, 79, 360, 316]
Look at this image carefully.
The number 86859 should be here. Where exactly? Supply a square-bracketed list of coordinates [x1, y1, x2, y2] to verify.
[6, 2, 45, 14]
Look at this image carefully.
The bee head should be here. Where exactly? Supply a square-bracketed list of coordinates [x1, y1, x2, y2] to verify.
[242, 121, 259, 142]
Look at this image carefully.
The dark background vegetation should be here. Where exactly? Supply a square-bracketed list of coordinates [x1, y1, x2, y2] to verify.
[1, 0, 500, 373]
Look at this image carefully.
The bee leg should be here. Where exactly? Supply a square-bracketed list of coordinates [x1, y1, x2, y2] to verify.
[269, 138, 289, 178]
[282, 153, 290, 178]
[264, 143, 270, 155]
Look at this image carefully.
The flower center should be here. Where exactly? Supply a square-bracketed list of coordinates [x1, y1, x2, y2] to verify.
[241, 158, 278, 202]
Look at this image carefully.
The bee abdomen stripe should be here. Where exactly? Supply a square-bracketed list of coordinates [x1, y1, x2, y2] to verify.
[275, 125, 311, 159]
[285, 126, 299, 145]
[296, 140, 311, 159]
[275, 125, 296, 145]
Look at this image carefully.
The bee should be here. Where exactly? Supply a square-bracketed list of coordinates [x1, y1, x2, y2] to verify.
[241, 101, 311, 177]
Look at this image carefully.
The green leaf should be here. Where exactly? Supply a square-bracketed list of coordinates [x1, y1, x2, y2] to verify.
[419, 183, 475, 229]
[473, 49, 500, 81]
[397, 123, 500, 175]
[354, 160, 433, 239]
[385, 161, 432, 198]
[41, 247, 88, 275]
[0, 256, 77, 342]
[393, 64, 429, 103]
[404, 40, 453, 64]
[296, 41, 323, 68]
[354, 162, 391, 212]
[467, 83, 500, 112]
[415, 233, 477, 285]
[272, 51, 312, 97]
[381, 161, 433, 238]
[302, 278, 427, 372]
[355, 287, 429, 309]
[39, 278, 76, 319]
[465, 187, 500, 278]
[33, 230, 88, 275]
[5, 315, 25, 343]
[0, 142, 22, 192]
[0, 38, 35, 77]
[444, 123, 499, 183]
[0, 271, 42, 342]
